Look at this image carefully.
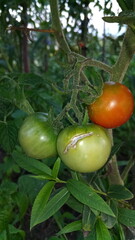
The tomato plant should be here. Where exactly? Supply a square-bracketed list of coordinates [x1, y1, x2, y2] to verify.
[88, 81, 134, 129]
[18, 112, 58, 159]
[57, 124, 111, 173]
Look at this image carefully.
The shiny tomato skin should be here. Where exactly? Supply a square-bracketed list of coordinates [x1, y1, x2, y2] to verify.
[88, 82, 134, 129]
[57, 124, 111, 173]
[18, 112, 57, 159]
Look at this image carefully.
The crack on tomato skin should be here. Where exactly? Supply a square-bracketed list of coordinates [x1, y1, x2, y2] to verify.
[64, 132, 94, 153]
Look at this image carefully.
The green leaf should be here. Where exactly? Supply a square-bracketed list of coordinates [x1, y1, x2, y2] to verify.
[31, 188, 70, 227]
[66, 196, 83, 213]
[57, 220, 82, 236]
[18, 73, 44, 86]
[12, 150, 52, 176]
[96, 218, 112, 240]
[116, 0, 129, 10]
[118, 207, 135, 226]
[1, 180, 18, 194]
[85, 228, 96, 240]
[0, 224, 25, 239]
[101, 213, 116, 229]
[67, 179, 115, 217]
[52, 157, 61, 179]
[108, 185, 133, 200]
[82, 205, 96, 231]
[30, 181, 55, 229]
[109, 142, 124, 160]
[0, 188, 14, 232]
[116, 0, 133, 10]
[0, 121, 18, 153]
[103, 12, 135, 26]
[18, 175, 46, 203]
[14, 192, 29, 219]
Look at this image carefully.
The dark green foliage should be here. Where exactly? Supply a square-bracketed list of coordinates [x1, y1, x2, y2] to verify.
[0, 0, 135, 239]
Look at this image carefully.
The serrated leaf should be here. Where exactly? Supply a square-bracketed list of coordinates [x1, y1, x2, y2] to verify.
[18, 73, 44, 86]
[108, 185, 133, 200]
[0, 121, 18, 153]
[67, 179, 115, 217]
[0, 80, 15, 102]
[12, 150, 52, 176]
[0, 224, 25, 239]
[14, 86, 34, 114]
[118, 207, 135, 226]
[31, 188, 70, 226]
[30, 181, 55, 229]
[96, 218, 112, 240]
[1, 180, 18, 194]
[52, 158, 61, 179]
[57, 220, 82, 236]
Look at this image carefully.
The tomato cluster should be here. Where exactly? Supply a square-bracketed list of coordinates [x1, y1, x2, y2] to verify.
[18, 82, 134, 173]
[18, 113, 111, 173]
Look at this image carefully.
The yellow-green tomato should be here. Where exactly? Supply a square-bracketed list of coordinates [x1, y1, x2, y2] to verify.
[57, 124, 111, 173]
[18, 112, 57, 159]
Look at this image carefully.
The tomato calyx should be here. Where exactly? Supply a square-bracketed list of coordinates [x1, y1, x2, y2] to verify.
[64, 132, 93, 153]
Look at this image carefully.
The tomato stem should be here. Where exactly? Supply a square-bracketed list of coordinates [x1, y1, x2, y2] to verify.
[110, 27, 135, 83]
[107, 129, 124, 186]
[49, 0, 71, 54]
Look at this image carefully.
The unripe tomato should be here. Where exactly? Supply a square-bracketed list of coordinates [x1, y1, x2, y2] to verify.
[88, 81, 134, 128]
[18, 112, 57, 159]
[57, 124, 111, 173]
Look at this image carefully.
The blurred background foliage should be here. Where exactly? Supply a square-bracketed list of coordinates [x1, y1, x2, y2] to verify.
[0, 0, 135, 239]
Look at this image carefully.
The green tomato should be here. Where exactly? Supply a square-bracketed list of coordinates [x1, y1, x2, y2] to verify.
[18, 112, 57, 159]
[57, 124, 111, 173]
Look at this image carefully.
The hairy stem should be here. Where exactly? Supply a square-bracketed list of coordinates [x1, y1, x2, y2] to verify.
[107, 27, 135, 185]
[49, 0, 71, 54]
[107, 129, 124, 185]
[79, 58, 112, 74]
[110, 27, 135, 83]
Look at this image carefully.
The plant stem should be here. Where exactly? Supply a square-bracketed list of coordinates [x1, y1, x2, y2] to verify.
[79, 58, 112, 74]
[49, 0, 71, 54]
[107, 129, 124, 185]
[106, 27, 135, 186]
[110, 27, 135, 83]
[121, 156, 135, 182]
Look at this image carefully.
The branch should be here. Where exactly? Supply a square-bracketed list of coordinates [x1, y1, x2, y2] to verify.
[110, 27, 135, 83]
[107, 129, 124, 185]
[79, 58, 112, 74]
[49, 0, 71, 54]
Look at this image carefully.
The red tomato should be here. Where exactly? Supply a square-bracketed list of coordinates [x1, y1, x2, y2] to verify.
[88, 81, 134, 129]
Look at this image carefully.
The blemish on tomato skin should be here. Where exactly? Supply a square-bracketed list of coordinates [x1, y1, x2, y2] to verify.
[64, 132, 93, 153]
